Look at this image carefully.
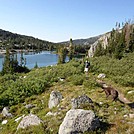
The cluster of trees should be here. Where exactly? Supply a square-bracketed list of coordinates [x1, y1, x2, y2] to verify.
[58, 38, 90, 64]
[0, 29, 56, 51]
[1, 37, 88, 75]
[58, 38, 76, 64]
[94, 21, 134, 59]
[1, 49, 29, 75]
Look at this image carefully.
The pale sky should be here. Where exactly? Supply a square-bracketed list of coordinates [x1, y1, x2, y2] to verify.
[0, 0, 133, 42]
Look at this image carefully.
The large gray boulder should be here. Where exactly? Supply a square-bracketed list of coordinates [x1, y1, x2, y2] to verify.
[17, 114, 43, 130]
[71, 95, 93, 109]
[2, 107, 13, 117]
[59, 109, 100, 134]
[48, 91, 63, 109]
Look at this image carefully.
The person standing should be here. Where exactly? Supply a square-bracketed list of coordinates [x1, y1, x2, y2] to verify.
[84, 60, 90, 74]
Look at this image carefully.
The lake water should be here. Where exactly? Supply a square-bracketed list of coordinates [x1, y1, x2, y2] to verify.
[0, 51, 67, 71]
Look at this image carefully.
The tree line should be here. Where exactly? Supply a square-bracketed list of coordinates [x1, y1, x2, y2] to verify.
[94, 21, 134, 59]
[1, 48, 29, 75]
[0, 29, 56, 51]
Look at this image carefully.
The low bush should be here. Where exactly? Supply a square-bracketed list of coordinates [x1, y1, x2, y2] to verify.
[90, 52, 134, 87]
[67, 74, 84, 85]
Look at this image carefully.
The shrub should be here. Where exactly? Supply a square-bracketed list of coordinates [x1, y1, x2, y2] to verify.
[90, 52, 134, 87]
[83, 78, 98, 89]
[68, 74, 84, 85]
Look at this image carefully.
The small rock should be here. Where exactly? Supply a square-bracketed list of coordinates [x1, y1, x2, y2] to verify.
[41, 100, 44, 104]
[25, 104, 35, 109]
[46, 111, 60, 116]
[2, 120, 8, 125]
[129, 114, 134, 118]
[127, 122, 134, 125]
[23, 76, 26, 78]
[59, 78, 64, 81]
[99, 102, 103, 105]
[97, 73, 106, 79]
[127, 90, 134, 94]
[46, 112, 54, 116]
[17, 114, 43, 130]
[58, 77, 65, 82]
[123, 114, 128, 118]
[15, 115, 25, 122]
[114, 111, 117, 114]
[2, 107, 13, 118]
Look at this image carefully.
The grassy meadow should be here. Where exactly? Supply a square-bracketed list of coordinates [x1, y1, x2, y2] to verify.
[0, 52, 134, 134]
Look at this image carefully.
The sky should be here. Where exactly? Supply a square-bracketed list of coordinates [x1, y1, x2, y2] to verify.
[0, 0, 134, 42]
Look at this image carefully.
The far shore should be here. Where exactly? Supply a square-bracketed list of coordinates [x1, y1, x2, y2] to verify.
[0, 49, 39, 55]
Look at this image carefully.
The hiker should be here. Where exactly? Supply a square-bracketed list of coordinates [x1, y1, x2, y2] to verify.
[84, 60, 90, 74]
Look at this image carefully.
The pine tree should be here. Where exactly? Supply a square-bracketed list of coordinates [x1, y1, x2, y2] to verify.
[34, 62, 38, 68]
[1, 49, 28, 75]
[94, 41, 105, 57]
[20, 50, 24, 66]
[58, 46, 67, 64]
[125, 24, 134, 52]
[2, 48, 13, 74]
[68, 38, 75, 60]
[10, 53, 19, 72]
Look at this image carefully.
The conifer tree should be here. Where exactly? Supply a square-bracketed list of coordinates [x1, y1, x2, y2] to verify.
[58, 46, 67, 64]
[34, 62, 38, 68]
[94, 41, 105, 57]
[68, 38, 75, 60]
[2, 48, 13, 74]
[129, 27, 134, 52]
[20, 50, 25, 66]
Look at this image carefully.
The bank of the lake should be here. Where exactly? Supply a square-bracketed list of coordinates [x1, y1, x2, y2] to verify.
[0, 51, 67, 70]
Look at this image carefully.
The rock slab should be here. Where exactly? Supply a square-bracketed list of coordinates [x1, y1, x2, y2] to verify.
[48, 91, 63, 109]
[59, 109, 100, 134]
[71, 95, 93, 109]
[17, 114, 43, 130]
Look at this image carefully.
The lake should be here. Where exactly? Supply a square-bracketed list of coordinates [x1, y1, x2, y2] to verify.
[0, 51, 67, 71]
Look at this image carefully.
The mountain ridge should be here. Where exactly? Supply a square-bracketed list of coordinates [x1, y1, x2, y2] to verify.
[0, 28, 48, 42]
[59, 35, 101, 45]
[0, 28, 56, 50]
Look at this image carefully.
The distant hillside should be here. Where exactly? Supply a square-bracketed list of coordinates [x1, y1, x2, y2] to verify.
[60, 35, 101, 45]
[0, 29, 56, 50]
[88, 23, 134, 58]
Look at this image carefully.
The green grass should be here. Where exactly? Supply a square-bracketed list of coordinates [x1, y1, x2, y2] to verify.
[0, 53, 134, 134]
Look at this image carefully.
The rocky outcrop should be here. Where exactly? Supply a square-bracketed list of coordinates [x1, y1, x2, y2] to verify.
[48, 91, 63, 109]
[59, 109, 100, 134]
[1, 107, 13, 117]
[88, 33, 110, 57]
[17, 114, 43, 130]
[71, 95, 93, 109]
[88, 40, 98, 57]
